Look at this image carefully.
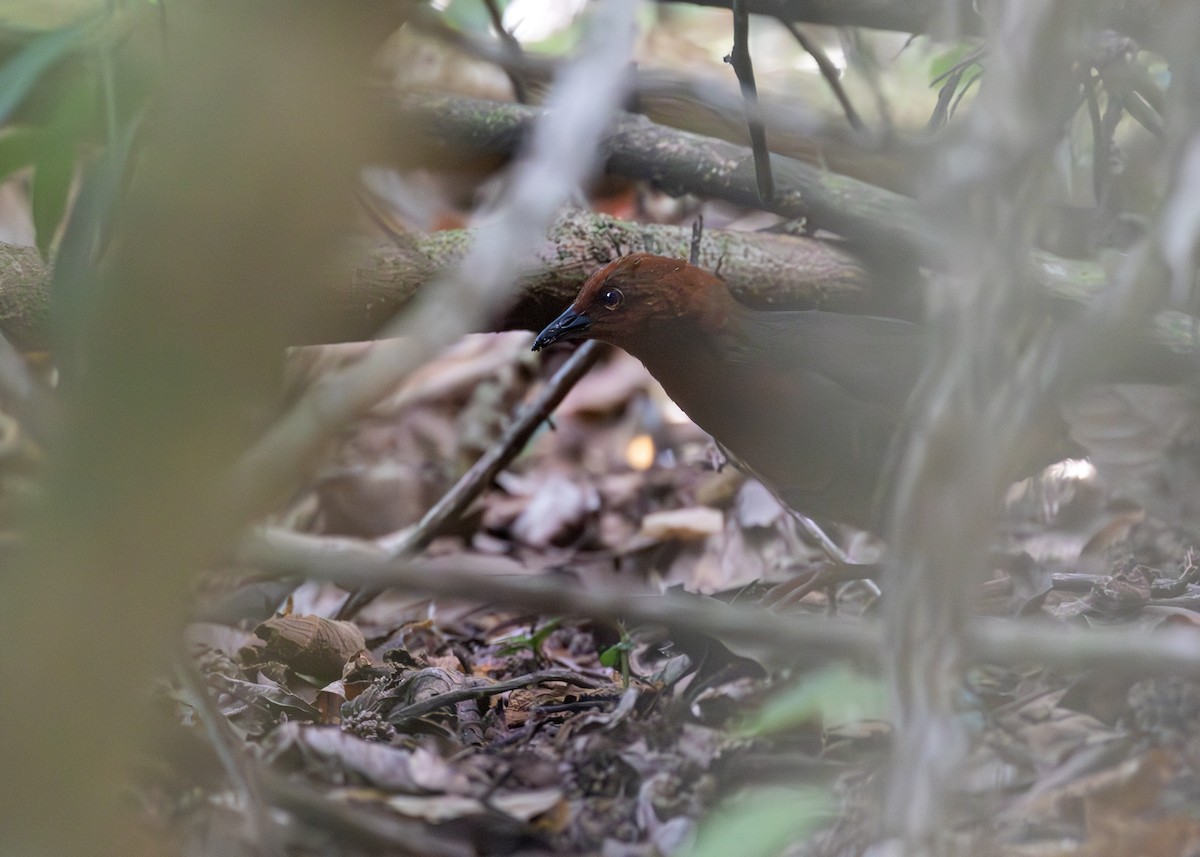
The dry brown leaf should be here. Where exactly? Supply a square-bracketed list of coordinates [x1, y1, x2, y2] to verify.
[639, 507, 724, 541]
[1081, 750, 1200, 857]
[733, 480, 785, 528]
[253, 615, 368, 682]
[381, 788, 564, 823]
[509, 473, 600, 548]
[557, 351, 655, 417]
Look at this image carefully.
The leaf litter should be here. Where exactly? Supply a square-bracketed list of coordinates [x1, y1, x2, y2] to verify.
[139, 330, 1200, 857]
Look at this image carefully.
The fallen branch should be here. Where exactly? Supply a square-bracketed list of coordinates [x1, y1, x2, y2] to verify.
[0, 212, 869, 348]
[237, 526, 1200, 677]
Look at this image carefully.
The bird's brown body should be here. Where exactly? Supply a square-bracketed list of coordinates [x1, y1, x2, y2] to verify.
[533, 253, 925, 528]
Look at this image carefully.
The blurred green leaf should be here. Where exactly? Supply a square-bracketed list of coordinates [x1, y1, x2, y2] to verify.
[50, 112, 139, 361]
[0, 1, 102, 31]
[0, 126, 40, 181]
[598, 642, 627, 668]
[31, 137, 73, 257]
[0, 22, 90, 125]
[25, 72, 98, 257]
[739, 665, 888, 737]
[685, 787, 832, 857]
[929, 42, 975, 83]
[498, 617, 563, 657]
[441, 0, 499, 33]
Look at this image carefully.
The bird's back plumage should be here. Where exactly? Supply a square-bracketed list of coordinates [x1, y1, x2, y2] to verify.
[725, 308, 924, 413]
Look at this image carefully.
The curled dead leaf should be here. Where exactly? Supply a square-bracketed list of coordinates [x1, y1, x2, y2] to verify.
[254, 614, 368, 682]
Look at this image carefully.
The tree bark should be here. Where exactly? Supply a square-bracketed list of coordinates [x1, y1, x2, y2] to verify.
[652, 0, 1165, 49]
[656, 0, 979, 36]
[0, 210, 871, 348]
[392, 93, 926, 262]
[2, 93, 1189, 359]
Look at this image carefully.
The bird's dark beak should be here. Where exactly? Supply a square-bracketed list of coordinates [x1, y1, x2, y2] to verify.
[532, 307, 592, 351]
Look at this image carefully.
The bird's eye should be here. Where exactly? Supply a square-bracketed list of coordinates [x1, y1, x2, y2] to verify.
[600, 287, 623, 310]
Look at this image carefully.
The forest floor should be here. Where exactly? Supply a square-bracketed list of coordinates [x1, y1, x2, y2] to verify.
[148, 315, 1200, 857]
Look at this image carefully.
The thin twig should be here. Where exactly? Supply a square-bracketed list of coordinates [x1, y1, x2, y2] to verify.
[404, 2, 554, 92]
[237, 525, 1200, 678]
[385, 669, 604, 725]
[762, 560, 881, 609]
[928, 51, 984, 129]
[336, 339, 605, 618]
[787, 510, 881, 599]
[726, 0, 774, 201]
[929, 48, 985, 87]
[780, 20, 864, 130]
[928, 67, 963, 130]
[481, 0, 532, 104]
[838, 28, 892, 135]
[949, 67, 982, 117]
[1084, 71, 1109, 209]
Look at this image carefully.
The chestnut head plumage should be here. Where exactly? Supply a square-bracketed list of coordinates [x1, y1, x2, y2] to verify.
[532, 254, 732, 353]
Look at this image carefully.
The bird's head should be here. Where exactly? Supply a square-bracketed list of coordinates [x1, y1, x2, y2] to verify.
[532, 253, 732, 352]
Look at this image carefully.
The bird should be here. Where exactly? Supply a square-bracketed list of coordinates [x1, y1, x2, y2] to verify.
[532, 252, 927, 530]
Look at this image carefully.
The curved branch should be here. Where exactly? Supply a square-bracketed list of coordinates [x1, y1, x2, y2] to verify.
[659, 0, 980, 35]
[0, 211, 872, 348]
[2, 207, 1196, 367]
[653, 0, 1165, 48]
[394, 93, 928, 261]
